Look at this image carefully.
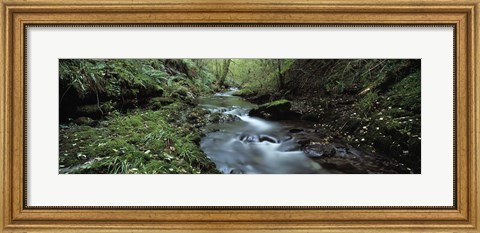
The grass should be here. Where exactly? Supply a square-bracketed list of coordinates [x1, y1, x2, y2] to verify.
[59, 102, 218, 174]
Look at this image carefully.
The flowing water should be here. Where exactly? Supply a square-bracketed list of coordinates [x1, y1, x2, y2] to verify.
[199, 89, 336, 174]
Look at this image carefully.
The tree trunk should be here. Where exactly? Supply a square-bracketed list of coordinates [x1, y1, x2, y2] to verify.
[218, 59, 231, 87]
[215, 60, 220, 81]
[277, 59, 285, 90]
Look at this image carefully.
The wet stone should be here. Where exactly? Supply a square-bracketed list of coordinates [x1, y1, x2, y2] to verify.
[259, 135, 278, 143]
[289, 128, 304, 133]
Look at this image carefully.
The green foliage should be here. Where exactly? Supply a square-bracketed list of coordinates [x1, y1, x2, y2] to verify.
[385, 71, 421, 112]
[262, 99, 290, 108]
[209, 59, 294, 94]
[240, 59, 422, 172]
[298, 60, 421, 172]
[60, 59, 216, 115]
[60, 58, 422, 174]
[356, 92, 379, 113]
[59, 104, 218, 174]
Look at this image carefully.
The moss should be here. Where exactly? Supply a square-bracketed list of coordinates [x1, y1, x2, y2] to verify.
[171, 86, 189, 98]
[59, 103, 218, 174]
[249, 99, 299, 120]
[261, 99, 290, 108]
[232, 88, 257, 97]
[60, 59, 216, 121]
[147, 97, 175, 110]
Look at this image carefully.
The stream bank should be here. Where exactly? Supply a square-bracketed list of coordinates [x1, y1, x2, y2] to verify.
[60, 86, 414, 174]
[59, 59, 420, 174]
[59, 101, 226, 174]
[60, 87, 412, 174]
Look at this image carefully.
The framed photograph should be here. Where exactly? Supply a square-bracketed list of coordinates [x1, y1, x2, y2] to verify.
[1, 0, 479, 232]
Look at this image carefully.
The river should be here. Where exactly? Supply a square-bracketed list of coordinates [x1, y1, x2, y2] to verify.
[199, 89, 339, 174]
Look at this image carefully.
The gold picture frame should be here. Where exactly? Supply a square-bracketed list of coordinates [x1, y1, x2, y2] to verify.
[1, 0, 479, 232]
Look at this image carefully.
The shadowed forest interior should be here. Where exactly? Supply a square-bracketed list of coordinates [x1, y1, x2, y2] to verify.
[59, 59, 421, 174]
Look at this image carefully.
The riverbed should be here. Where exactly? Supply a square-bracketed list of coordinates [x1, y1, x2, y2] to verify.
[198, 88, 415, 174]
[199, 89, 340, 174]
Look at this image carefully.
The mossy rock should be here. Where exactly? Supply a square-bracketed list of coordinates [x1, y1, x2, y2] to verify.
[171, 86, 190, 99]
[76, 105, 104, 119]
[249, 99, 300, 120]
[147, 97, 175, 110]
[75, 116, 97, 126]
[141, 85, 164, 98]
[232, 88, 257, 97]
[208, 112, 222, 123]
[263, 99, 290, 108]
